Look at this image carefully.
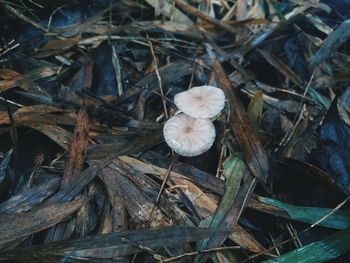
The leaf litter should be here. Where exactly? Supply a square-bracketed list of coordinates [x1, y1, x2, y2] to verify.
[0, 0, 350, 262]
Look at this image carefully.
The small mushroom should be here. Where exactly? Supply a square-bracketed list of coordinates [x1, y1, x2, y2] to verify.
[174, 85, 225, 119]
[163, 113, 216, 157]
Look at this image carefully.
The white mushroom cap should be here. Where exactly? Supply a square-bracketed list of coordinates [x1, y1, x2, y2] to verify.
[163, 114, 216, 157]
[174, 85, 225, 119]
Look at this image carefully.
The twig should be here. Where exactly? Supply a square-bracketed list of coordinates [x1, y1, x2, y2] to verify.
[147, 35, 168, 118]
[122, 238, 167, 261]
[151, 90, 174, 104]
[157, 246, 241, 263]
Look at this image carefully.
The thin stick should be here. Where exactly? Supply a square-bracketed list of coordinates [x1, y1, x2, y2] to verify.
[123, 237, 241, 263]
[147, 35, 168, 118]
[157, 246, 241, 263]
[122, 238, 167, 261]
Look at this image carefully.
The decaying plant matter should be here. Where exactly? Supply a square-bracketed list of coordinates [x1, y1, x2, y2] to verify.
[0, 0, 350, 263]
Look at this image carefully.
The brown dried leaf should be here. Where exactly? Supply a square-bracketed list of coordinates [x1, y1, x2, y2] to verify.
[99, 160, 173, 228]
[139, 151, 225, 195]
[0, 199, 87, 247]
[0, 178, 61, 214]
[62, 108, 89, 186]
[0, 67, 57, 92]
[213, 58, 269, 185]
[121, 156, 265, 252]
[2, 227, 228, 262]
[34, 37, 81, 58]
[27, 124, 73, 150]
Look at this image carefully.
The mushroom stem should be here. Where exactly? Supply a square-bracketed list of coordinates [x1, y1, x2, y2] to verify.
[148, 152, 179, 221]
[155, 152, 179, 204]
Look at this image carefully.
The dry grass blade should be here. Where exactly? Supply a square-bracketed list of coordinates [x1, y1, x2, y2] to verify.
[99, 157, 186, 226]
[0, 67, 57, 92]
[120, 155, 220, 219]
[231, 224, 266, 253]
[0, 178, 61, 214]
[99, 161, 173, 228]
[43, 131, 163, 207]
[61, 107, 89, 186]
[211, 57, 269, 185]
[45, 107, 89, 242]
[0, 199, 87, 247]
[121, 154, 266, 252]
[139, 151, 225, 195]
[1, 227, 230, 262]
[310, 19, 350, 69]
[27, 123, 73, 150]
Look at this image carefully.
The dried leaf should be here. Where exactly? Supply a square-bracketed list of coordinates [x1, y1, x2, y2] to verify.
[62, 107, 89, 186]
[99, 159, 173, 228]
[0, 178, 61, 214]
[0, 199, 87, 247]
[1, 227, 229, 262]
[212, 57, 269, 185]
[310, 19, 350, 69]
[0, 67, 57, 92]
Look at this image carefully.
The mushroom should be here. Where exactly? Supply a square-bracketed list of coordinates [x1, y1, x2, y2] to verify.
[174, 85, 225, 119]
[163, 113, 216, 157]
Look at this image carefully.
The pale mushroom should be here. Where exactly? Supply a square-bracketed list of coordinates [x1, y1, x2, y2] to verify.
[163, 113, 216, 157]
[174, 85, 225, 119]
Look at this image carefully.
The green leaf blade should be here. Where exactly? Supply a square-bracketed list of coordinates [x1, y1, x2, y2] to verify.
[262, 227, 350, 263]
